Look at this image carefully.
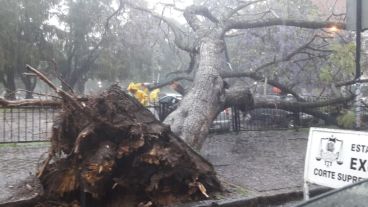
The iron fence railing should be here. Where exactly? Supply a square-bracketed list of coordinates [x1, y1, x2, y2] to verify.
[0, 106, 58, 143]
[1, 97, 367, 143]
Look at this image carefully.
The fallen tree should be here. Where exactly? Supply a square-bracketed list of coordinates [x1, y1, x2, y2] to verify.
[16, 66, 222, 207]
[121, 0, 348, 150]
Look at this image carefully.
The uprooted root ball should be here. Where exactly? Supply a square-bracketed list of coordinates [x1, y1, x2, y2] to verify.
[37, 84, 221, 207]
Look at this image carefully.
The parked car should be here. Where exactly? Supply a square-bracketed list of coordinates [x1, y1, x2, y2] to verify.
[157, 93, 182, 121]
[244, 108, 296, 128]
[159, 93, 183, 104]
[210, 108, 232, 132]
[158, 94, 232, 131]
[295, 179, 368, 207]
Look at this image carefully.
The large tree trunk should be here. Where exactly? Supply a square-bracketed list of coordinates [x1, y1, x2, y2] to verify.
[75, 77, 87, 95]
[3, 69, 17, 100]
[165, 36, 228, 150]
[21, 76, 37, 99]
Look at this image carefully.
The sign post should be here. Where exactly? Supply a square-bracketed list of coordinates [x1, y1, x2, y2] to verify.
[347, 0, 368, 128]
[346, 0, 368, 31]
[304, 128, 368, 200]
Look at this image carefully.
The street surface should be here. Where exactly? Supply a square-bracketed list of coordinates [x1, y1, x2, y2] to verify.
[0, 130, 316, 206]
[202, 130, 309, 195]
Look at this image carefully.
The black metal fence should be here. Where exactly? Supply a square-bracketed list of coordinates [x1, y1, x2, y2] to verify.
[154, 98, 335, 132]
[0, 106, 58, 143]
[232, 96, 337, 131]
[0, 98, 367, 143]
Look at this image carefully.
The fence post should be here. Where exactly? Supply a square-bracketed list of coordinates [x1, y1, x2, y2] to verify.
[231, 107, 240, 132]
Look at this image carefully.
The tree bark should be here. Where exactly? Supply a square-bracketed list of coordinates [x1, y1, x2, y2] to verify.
[75, 77, 87, 95]
[3, 69, 17, 100]
[165, 35, 229, 150]
[0, 98, 61, 107]
[21, 76, 37, 99]
[253, 94, 355, 125]
[158, 3, 348, 149]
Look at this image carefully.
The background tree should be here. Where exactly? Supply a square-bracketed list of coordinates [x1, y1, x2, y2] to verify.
[0, 0, 56, 99]
[47, 0, 116, 94]
[0, 0, 359, 150]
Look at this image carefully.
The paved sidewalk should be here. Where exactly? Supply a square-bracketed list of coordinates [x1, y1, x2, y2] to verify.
[0, 143, 49, 203]
[201, 130, 310, 197]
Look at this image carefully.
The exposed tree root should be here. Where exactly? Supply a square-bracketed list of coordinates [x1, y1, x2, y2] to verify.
[32, 83, 221, 207]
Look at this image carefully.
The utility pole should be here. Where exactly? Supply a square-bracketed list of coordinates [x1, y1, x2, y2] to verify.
[355, 0, 362, 128]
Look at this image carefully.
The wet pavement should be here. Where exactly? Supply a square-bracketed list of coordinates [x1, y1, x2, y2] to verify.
[0, 130, 312, 205]
[201, 130, 309, 195]
[0, 143, 49, 203]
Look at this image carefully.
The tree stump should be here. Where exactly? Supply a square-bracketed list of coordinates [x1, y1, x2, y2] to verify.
[36, 84, 221, 207]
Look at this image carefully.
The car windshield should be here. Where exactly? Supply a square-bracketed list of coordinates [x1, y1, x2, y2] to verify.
[297, 180, 368, 207]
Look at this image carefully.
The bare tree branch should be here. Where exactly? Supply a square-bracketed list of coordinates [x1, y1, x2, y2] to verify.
[148, 76, 193, 90]
[252, 35, 319, 73]
[224, 18, 345, 34]
[254, 94, 354, 109]
[222, 71, 304, 101]
[223, 0, 266, 21]
[221, 33, 336, 101]
[49, 59, 74, 93]
[166, 52, 197, 77]
[0, 98, 61, 107]
[26, 65, 122, 130]
[336, 79, 368, 87]
[183, 5, 219, 31]
[123, 1, 195, 52]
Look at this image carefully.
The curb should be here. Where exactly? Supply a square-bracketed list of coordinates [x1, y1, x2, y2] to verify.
[179, 187, 330, 207]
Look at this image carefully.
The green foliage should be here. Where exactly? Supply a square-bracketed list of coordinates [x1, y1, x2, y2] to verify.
[337, 110, 356, 129]
[329, 43, 356, 74]
[319, 42, 356, 84]
[319, 67, 333, 82]
[0, 0, 58, 98]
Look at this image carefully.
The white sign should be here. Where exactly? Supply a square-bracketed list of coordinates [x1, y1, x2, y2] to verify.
[304, 128, 368, 190]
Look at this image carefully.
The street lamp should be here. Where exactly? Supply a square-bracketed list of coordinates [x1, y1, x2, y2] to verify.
[328, 26, 339, 33]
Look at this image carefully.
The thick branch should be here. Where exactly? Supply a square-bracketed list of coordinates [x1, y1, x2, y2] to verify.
[254, 94, 354, 110]
[148, 76, 193, 90]
[26, 65, 117, 130]
[222, 71, 304, 101]
[224, 18, 345, 33]
[224, 87, 254, 111]
[223, 86, 353, 125]
[336, 79, 368, 87]
[253, 94, 355, 125]
[0, 98, 61, 107]
[184, 5, 219, 31]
